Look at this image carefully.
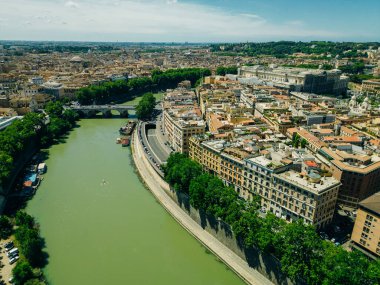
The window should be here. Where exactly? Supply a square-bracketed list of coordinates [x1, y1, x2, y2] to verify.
[366, 215, 373, 222]
[361, 233, 368, 239]
[363, 227, 370, 233]
[359, 239, 366, 245]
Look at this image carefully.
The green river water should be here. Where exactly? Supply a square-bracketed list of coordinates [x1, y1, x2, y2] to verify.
[26, 119, 245, 285]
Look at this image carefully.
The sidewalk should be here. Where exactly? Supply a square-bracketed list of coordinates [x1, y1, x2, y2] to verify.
[132, 132, 273, 285]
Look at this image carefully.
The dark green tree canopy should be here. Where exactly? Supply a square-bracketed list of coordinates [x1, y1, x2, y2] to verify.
[135, 93, 156, 120]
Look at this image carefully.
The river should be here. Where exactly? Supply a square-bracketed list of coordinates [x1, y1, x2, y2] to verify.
[26, 119, 245, 285]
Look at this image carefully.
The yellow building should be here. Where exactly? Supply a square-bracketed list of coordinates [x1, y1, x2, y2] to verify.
[362, 80, 380, 94]
[189, 136, 222, 175]
[351, 192, 380, 259]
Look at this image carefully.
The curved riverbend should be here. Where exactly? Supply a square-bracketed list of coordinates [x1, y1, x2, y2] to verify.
[26, 119, 245, 285]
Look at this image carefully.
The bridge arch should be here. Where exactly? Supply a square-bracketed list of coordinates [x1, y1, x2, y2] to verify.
[75, 108, 129, 118]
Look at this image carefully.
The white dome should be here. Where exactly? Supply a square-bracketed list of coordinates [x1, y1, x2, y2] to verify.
[70, 56, 84, 62]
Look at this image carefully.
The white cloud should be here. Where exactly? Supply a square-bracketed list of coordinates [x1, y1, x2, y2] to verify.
[65, 1, 79, 9]
[240, 13, 262, 20]
[0, 0, 341, 42]
[287, 20, 304, 26]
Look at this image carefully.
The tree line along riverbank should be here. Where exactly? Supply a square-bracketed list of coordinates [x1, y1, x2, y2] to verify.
[1, 212, 48, 285]
[163, 153, 380, 285]
[75, 67, 211, 105]
[0, 68, 212, 284]
[0, 101, 79, 285]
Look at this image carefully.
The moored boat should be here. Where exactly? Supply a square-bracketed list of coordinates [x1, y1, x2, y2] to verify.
[121, 138, 130, 147]
[119, 121, 136, 136]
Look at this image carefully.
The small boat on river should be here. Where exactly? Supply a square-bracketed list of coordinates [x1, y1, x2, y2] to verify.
[119, 121, 136, 136]
[121, 138, 130, 147]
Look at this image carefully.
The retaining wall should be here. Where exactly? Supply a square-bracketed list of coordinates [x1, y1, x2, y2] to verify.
[134, 129, 302, 285]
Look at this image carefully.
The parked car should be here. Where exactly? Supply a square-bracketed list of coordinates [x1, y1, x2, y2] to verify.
[4, 241, 14, 250]
[6, 248, 18, 257]
[9, 256, 19, 265]
[8, 251, 18, 259]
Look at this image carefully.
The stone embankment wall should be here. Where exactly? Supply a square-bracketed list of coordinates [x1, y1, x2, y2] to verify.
[168, 190, 297, 285]
[133, 130, 301, 285]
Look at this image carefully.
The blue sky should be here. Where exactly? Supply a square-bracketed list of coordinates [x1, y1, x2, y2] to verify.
[0, 0, 379, 42]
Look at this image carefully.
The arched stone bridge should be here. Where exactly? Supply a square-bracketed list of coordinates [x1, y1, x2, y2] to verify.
[67, 105, 135, 118]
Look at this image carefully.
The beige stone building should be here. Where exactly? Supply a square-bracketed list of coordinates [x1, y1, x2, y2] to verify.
[163, 88, 205, 153]
[189, 136, 340, 227]
[362, 79, 380, 94]
[351, 192, 380, 259]
[163, 110, 205, 153]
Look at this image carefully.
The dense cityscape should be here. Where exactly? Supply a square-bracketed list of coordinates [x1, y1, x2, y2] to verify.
[1, 1, 380, 285]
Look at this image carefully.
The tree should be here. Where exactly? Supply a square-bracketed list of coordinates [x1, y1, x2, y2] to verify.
[24, 279, 44, 285]
[255, 213, 285, 253]
[164, 153, 202, 194]
[45, 101, 64, 117]
[189, 174, 209, 209]
[15, 211, 35, 227]
[274, 220, 322, 283]
[12, 260, 34, 285]
[292, 133, 301, 148]
[232, 209, 259, 247]
[15, 226, 44, 267]
[300, 138, 308, 148]
[318, 243, 376, 285]
[15, 212, 44, 267]
[366, 258, 380, 285]
[0, 215, 13, 238]
[135, 93, 156, 120]
[0, 151, 13, 182]
[216, 66, 238, 76]
[62, 109, 79, 126]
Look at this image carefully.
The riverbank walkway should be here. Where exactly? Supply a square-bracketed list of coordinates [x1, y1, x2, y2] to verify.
[132, 131, 274, 285]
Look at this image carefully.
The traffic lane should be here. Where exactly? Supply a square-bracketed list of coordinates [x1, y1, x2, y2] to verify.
[153, 122, 172, 156]
[146, 128, 170, 163]
[138, 123, 164, 176]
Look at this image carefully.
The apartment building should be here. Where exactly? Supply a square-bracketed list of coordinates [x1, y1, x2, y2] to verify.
[319, 147, 380, 208]
[163, 88, 205, 153]
[189, 137, 340, 227]
[164, 111, 205, 153]
[288, 126, 380, 208]
[351, 192, 380, 259]
[271, 168, 340, 227]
